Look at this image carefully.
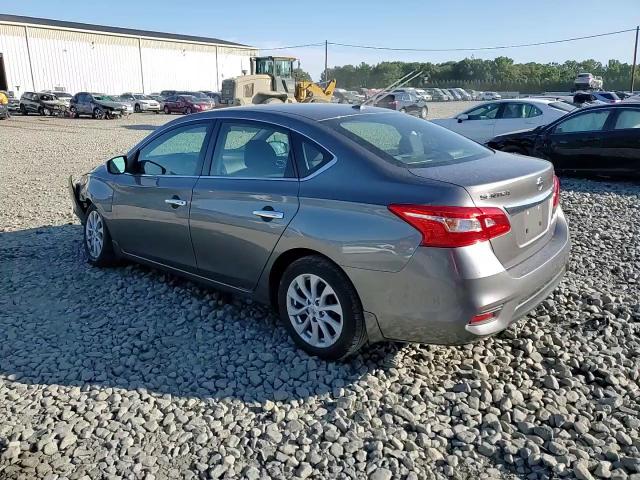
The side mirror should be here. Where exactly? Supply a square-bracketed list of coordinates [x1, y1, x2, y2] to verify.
[457, 114, 469, 123]
[107, 155, 127, 174]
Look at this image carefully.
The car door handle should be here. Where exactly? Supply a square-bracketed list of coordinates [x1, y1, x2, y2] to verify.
[253, 209, 284, 220]
[165, 199, 187, 207]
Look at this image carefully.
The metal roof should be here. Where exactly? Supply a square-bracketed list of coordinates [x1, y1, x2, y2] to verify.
[0, 14, 253, 48]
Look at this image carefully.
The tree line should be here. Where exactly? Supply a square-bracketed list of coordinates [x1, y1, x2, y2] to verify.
[316, 57, 639, 93]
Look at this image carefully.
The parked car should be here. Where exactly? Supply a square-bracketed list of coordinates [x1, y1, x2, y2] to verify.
[376, 92, 429, 119]
[414, 89, 433, 102]
[487, 103, 640, 177]
[431, 99, 575, 143]
[51, 91, 72, 109]
[425, 88, 448, 102]
[453, 88, 473, 100]
[479, 92, 501, 101]
[615, 91, 634, 100]
[148, 94, 166, 110]
[19, 91, 67, 116]
[163, 94, 213, 114]
[120, 93, 161, 113]
[6, 91, 20, 111]
[332, 88, 360, 104]
[69, 103, 569, 360]
[590, 91, 621, 104]
[179, 91, 216, 109]
[573, 72, 603, 91]
[572, 92, 607, 107]
[70, 93, 131, 119]
[447, 89, 463, 101]
[201, 90, 222, 105]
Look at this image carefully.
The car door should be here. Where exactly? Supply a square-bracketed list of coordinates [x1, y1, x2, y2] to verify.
[453, 102, 502, 142]
[545, 108, 611, 172]
[600, 108, 640, 174]
[109, 121, 214, 270]
[79, 93, 93, 114]
[190, 120, 300, 291]
[494, 102, 542, 137]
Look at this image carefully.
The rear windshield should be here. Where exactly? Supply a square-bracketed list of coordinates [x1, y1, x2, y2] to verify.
[599, 93, 620, 101]
[549, 101, 577, 112]
[324, 112, 490, 168]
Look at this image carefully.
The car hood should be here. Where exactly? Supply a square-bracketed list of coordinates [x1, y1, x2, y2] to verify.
[490, 127, 541, 143]
[96, 100, 127, 109]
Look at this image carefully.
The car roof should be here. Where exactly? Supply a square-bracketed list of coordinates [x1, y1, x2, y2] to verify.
[213, 103, 391, 121]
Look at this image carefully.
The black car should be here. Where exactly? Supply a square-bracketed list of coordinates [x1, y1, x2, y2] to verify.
[486, 103, 640, 177]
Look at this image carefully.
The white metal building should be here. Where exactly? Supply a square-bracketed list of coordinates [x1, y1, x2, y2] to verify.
[0, 14, 257, 95]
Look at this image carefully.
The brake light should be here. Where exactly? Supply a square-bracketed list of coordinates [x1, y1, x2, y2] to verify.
[469, 310, 499, 325]
[388, 205, 511, 248]
[552, 175, 560, 212]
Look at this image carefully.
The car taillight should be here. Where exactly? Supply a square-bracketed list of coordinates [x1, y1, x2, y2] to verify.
[552, 175, 560, 212]
[388, 204, 511, 248]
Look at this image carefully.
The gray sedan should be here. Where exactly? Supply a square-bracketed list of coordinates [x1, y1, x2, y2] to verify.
[70, 104, 570, 360]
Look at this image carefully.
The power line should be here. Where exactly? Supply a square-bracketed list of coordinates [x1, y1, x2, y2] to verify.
[259, 42, 324, 51]
[256, 27, 637, 53]
[329, 28, 636, 51]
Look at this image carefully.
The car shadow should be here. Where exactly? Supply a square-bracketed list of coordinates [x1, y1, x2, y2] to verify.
[0, 224, 400, 403]
[122, 124, 158, 131]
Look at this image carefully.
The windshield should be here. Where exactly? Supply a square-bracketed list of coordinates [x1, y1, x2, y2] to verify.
[134, 94, 150, 100]
[324, 112, 490, 168]
[93, 95, 116, 101]
[181, 95, 198, 102]
[54, 92, 71, 98]
[39, 94, 56, 101]
[549, 101, 576, 112]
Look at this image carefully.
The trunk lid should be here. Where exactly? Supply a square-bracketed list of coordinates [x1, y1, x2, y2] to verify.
[410, 151, 555, 268]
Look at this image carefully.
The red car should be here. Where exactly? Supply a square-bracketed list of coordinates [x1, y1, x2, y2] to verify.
[163, 95, 211, 115]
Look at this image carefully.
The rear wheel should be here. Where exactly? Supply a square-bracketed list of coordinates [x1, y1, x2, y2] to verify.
[278, 256, 367, 360]
[185, 107, 192, 115]
[164, 105, 171, 114]
[70, 106, 78, 118]
[420, 106, 428, 119]
[134, 103, 141, 113]
[400, 108, 407, 114]
[84, 206, 117, 267]
[20, 105, 28, 115]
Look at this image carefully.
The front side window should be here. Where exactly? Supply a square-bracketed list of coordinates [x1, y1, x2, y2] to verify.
[465, 103, 500, 120]
[137, 123, 210, 176]
[275, 60, 292, 78]
[554, 110, 610, 134]
[211, 122, 294, 178]
[500, 103, 543, 119]
[614, 109, 640, 130]
[326, 112, 490, 168]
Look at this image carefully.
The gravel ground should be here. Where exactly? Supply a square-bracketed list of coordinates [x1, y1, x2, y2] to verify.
[1, 107, 639, 480]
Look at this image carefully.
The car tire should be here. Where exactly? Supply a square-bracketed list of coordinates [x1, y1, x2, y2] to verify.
[420, 106, 428, 119]
[277, 256, 367, 360]
[93, 107, 105, 120]
[399, 108, 406, 114]
[70, 106, 78, 118]
[38, 107, 46, 116]
[185, 107, 192, 115]
[20, 105, 28, 115]
[84, 205, 117, 267]
[164, 105, 171, 114]
[134, 103, 141, 113]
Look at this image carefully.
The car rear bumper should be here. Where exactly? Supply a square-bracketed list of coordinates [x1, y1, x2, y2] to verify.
[345, 208, 571, 345]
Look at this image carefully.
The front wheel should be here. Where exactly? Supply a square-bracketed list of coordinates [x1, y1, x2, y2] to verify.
[399, 108, 406, 114]
[420, 106, 428, 119]
[278, 256, 367, 360]
[84, 206, 117, 266]
[185, 107, 192, 115]
[93, 107, 105, 120]
[134, 104, 141, 113]
[164, 105, 171, 114]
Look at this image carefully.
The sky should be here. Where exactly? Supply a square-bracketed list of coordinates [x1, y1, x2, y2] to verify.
[1, 0, 638, 80]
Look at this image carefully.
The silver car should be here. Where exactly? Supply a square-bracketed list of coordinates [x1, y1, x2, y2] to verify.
[69, 104, 570, 360]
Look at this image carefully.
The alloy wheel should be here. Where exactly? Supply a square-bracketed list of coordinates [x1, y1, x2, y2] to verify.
[85, 210, 104, 259]
[286, 273, 343, 348]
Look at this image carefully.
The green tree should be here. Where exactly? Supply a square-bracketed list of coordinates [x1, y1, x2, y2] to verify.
[293, 68, 312, 82]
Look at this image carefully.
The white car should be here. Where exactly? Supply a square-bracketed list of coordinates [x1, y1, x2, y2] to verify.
[479, 91, 501, 101]
[120, 93, 161, 113]
[430, 98, 576, 143]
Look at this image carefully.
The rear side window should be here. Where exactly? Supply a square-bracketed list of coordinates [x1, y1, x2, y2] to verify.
[293, 135, 333, 177]
[614, 110, 640, 130]
[554, 110, 610, 133]
[326, 112, 490, 168]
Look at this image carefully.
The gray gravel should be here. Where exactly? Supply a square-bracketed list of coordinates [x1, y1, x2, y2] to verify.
[1, 110, 639, 480]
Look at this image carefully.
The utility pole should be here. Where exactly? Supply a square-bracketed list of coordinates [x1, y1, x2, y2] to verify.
[324, 40, 328, 83]
[631, 26, 639, 92]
